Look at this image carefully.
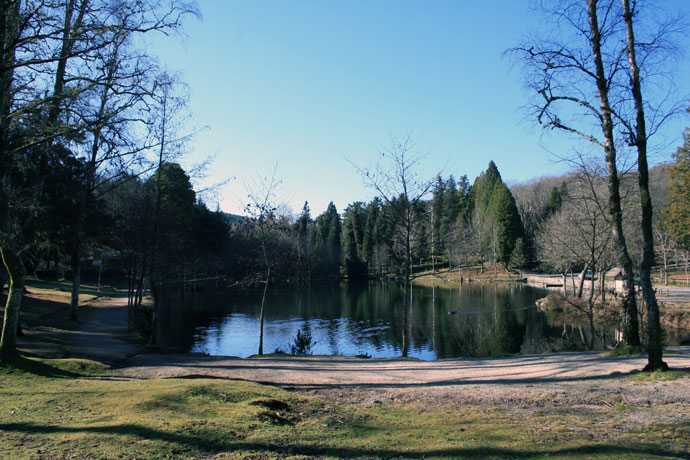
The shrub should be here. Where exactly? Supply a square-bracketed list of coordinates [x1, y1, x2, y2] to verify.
[289, 328, 314, 355]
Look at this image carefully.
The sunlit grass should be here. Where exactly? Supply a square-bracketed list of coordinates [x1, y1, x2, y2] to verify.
[1, 357, 688, 459]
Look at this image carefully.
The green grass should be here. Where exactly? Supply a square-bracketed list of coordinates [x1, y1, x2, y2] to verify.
[1, 358, 688, 459]
[628, 369, 689, 382]
[600, 345, 647, 357]
[25, 277, 117, 298]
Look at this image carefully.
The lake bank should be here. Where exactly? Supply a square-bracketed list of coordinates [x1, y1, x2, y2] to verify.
[10, 278, 690, 368]
[3, 280, 690, 459]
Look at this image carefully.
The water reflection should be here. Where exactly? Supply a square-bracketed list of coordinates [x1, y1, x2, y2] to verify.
[157, 281, 588, 359]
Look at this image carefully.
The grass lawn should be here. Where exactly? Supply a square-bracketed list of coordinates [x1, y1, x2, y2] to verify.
[1, 357, 688, 460]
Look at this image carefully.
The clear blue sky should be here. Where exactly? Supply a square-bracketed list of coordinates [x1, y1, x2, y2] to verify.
[150, 0, 690, 217]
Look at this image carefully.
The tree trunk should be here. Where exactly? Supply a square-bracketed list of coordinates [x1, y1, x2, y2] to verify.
[401, 284, 409, 357]
[587, 0, 640, 346]
[621, 0, 665, 370]
[0, 0, 21, 362]
[577, 265, 587, 299]
[587, 262, 596, 350]
[0, 247, 25, 361]
[16, 311, 23, 336]
[404, 208, 412, 287]
[258, 275, 268, 356]
[69, 236, 82, 321]
[562, 273, 567, 297]
[431, 203, 436, 273]
[258, 228, 271, 356]
[149, 280, 160, 345]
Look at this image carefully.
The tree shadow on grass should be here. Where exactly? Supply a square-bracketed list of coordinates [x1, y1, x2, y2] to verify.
[0, 355, 95, 378]
[0, 422, 688, 459]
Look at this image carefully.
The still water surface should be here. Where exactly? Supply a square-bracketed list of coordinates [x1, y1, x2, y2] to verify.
[155, 281, 595, 360]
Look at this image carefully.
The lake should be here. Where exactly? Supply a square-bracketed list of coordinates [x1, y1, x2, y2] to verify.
[154, 281, 632, 359]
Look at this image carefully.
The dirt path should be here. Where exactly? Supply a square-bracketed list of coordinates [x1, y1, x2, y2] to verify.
[120, 347, 690, 388]
[63, 294, 146, 366]
[119, 347, 690, 414]
[17, 291, 145, 366]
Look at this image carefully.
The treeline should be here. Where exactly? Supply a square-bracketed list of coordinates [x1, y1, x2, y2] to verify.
[228, 155, 688, 291]
[228, 161, 527, 283]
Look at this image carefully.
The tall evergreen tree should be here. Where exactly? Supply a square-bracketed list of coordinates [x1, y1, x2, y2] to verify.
[431, 175, 446, 256]
[490, 182, 526, 265]
[441, 176, 461, 242]
[362, 198, 381, 265]
[457, 174, 472, 222]
[470, 161, 525, 266]
[316, 202, 342, 277]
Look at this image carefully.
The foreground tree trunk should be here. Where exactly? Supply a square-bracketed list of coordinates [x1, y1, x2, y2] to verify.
[621, 0, 665, 370]
[0, 1, 22, 362]
[69, 232, 82, 320]
[258, 274, 268, 356]
[0, 248, 25, 361]
[587, 0, 640, 346]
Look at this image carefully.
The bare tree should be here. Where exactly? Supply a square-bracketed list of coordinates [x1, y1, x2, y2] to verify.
[654, 224, 674, 286]
[510, 0, 641, 344]
[620, 0, 668, 370]
[675, 248, 690, 287]
[537, 166, 614, 348]
[355, 133, 435, 287]
[512, 0, 684, 367]
[244, 167, 282, 356]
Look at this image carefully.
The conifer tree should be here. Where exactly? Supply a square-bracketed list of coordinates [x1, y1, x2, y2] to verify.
[441, 176, 461, 242]
[362, 198, 381, 265]
[662, 130, 690, 251]
[470, 161, 525, 267]
[315, 202, 342, 277]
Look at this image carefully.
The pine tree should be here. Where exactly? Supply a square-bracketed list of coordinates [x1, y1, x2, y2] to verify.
[470, 161, 525, 266]
[431, 175, 446, 254]
[441, 176, 461, 240]
[362, 198, 381, 264]
[509, 237, 528, 269]
[490, 183, 525, 265]
[545, 186, 564, 217]
[295, 201, 311, 241]
[457, 174, 472, 222]
[315, 202, 342, 277]
[662, 130, 690, 250]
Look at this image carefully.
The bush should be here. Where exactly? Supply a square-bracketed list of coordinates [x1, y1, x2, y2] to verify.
[289, 328, 314, 355]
